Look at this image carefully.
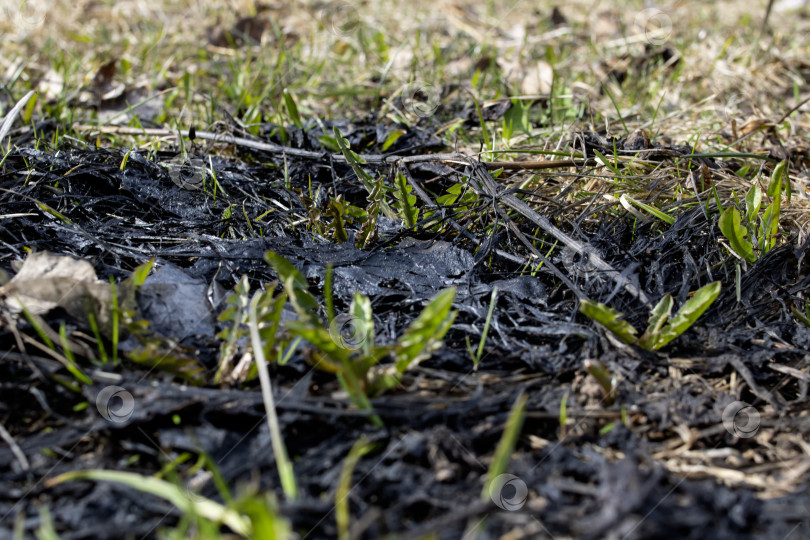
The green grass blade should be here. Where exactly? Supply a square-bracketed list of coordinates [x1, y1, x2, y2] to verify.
[249, 292, 298, 501]
[638, 294, 673, 349]
[395, 287, 457, 372]
[475, 286, 498, 367]
[394, 172, 418, 228]
[482, 391, 527, 500]
[620, 194, 676, 225]
[282, 89, 303, 128]
[579, 300, 638, 345]
[744, 184, 762, 219]
[265, 251, 321, 322]
[655, 281, 721, 349]
[336, 436, 374, 540]
[592, 149, 621, 175]
[48, 470, 251, 536]
[791, 304, 810, 327]
[766, 160, 786, 198]
[381, 129, 405, 152]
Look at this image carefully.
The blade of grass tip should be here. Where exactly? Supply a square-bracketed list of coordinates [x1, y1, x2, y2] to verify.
[482, 390, 528, 500]
[325, 263, 335, 324]
[791, 305, 810, 327]
[198, 450, 234, 504]
[86, 309, 109, 365]
[13, 510, 25, 540]
[46, 470, 251, 536]
[109, 278, 119, 366]
[601, 83, 628, 135]
[19, 303, 91, 386]
[337, 436, 374, 540]
[475, 286, 498, 367]
[473, 96, 492, 153]
[0, 90, 36, 145]
[35, 506, 58, 540]
[687, 133, 701, 171]
[620, 194, 675, 225]
[278, 336, 302, 366]
[248, 292, 298, 501]
[18, 301, 54, 350]
[58, 321, 78, 366]
[592, 149, 620, 175]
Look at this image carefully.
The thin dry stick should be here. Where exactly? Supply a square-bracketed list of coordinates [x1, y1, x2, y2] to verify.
[774, 95, 810, 126]
[75, 124, 587, 171]
[465, 158, 651, 305]
[77, 124, 650, 304]
[0, 422, 29, 471]
[483, 158, 586, 170]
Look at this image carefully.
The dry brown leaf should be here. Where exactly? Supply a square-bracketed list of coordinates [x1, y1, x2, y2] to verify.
[521, 61, 554, 96]
[739, 118, 774, 137]
[0, 251, 112, 326]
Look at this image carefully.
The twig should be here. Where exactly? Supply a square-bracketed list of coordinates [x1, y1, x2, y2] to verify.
[774, 95, 810, 126]
[76, 123, 650, 304]
[483, 158, 587, 170]
[0, 422, 29, 471]
[760, 0, 775, 39]
[465, 158, 651, 305]
[74, 124, 587, 171]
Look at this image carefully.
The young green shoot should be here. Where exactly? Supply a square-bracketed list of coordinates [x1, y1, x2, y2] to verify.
[47, 470, 253, 537]
[584, 359, 617, 406]
[482, 390, 527, 500]
[266, 252, 457, 425]
[718, 160, 787, 263]
[559, 391, 569, 439]
[336, 436, 375, 540]
[792, 301, 810, 328]
[469, 286, 498, 370]
[619, 194, 676, 225]
[248, 287, 298, 500]
[580, 281, 722, 351]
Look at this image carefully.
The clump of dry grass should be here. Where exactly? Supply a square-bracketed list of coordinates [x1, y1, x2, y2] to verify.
[1, 0, 808, 218]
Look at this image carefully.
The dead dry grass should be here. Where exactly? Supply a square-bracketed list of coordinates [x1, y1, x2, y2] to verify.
[3, 0, 809, 231]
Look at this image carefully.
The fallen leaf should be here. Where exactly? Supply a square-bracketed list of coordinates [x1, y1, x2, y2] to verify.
[739, 118, 774, 137]
[0, 251, 112, 329]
